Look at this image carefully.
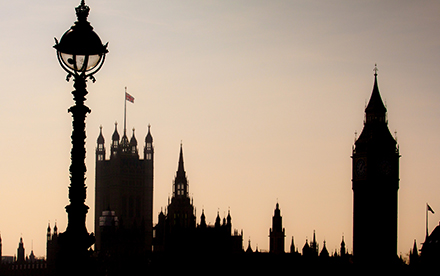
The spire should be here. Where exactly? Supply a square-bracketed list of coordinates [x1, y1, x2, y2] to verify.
[354, 64, 397, 152]
[340, 234, 346, 256]
[178, 142, 185, 174]
[130, 128, 138, 154]
[320, 240, 329, 258]
[47, 222, 51, 241]
[144, 124, 153, 160]
[290, 236, 295, 253]
[200, 209, 207, 228]
[365, 64, 387, 124]
[145, 124, 153, 143]
[96, 126, 105, 160]
[120, 131, 130, 153]
[112, 122, 120, 142]
[215, 211, 221, 228]
[97, 125, 104, 144]
[173, 143, 188, 198]
[302, 239, 310, 256]
[246, 239, 253, 253]
[130, 128, 137, 145]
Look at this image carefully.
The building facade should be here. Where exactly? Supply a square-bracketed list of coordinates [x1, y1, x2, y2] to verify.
[95, 124, 154, 254]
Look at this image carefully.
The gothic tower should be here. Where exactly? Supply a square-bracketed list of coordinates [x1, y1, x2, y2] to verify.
[352, 67, 400, 264]
[95, 123, 154, 253]
[269, 202, 285, 254]
[17, 237, 25, 263]
[166, 143, 196, 231]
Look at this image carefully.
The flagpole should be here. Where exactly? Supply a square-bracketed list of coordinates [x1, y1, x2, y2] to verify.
[426, 203, 429, 238]
[124, 87, 127, 135]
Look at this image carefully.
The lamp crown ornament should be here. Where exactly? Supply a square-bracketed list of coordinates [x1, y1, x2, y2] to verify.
[75, 1, 90, 22]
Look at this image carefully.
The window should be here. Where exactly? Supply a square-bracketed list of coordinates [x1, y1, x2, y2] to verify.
[176, 183, 185, 196]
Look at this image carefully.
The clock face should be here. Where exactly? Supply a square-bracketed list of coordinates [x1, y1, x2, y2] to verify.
[380, 160, 391, 175]
[355, 159, 366, 177]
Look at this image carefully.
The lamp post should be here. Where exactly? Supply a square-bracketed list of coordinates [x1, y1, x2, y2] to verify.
[54, 1, 107, 273]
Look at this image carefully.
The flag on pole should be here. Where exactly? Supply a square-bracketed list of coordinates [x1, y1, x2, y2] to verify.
[427, 204, 435, 214]
[125, 92, 134, 103]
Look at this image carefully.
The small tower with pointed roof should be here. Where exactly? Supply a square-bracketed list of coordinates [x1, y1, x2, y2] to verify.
[96, 126, 105, 161]
[110, 122, 119, 157]
[269, 202, 285, 254]
[320, 240, 329, 258]
[352, 65, 400, 264]
[167, 143, 196, 231]
[17, 237, 25, 263]
[290, 236, 295, 253]
[340, 235, 346, 257]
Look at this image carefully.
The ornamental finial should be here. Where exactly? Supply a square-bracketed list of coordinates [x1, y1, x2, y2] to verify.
[373, 64, 379, 76]
[75, 0, 90, 22]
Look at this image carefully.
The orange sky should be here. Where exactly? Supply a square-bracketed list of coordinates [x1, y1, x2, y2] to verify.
[1, 1, 440, 259]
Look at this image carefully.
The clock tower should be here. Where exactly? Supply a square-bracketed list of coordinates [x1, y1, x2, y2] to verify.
[352, 67, 400, 264]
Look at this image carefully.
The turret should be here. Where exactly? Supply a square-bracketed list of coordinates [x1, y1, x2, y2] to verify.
[226, 210, 232, 234]
[129, 128, 138, 155]
[200, 209, 207, 229]
[96, 126, 105, 161]
[320, 240, 329, 258]
[269, 202, 285, 254]
[215, 211, 221, 228]
[144, 124, 154, 160]
[173, 143, 188, 198]
[120, 131, 130, 153]
[53, 222, 58, 237]
[47, 223, 51, 241]
[111, 122, 120, 157]
[340, 235, 346, 256]
[290, 236, 295, 253]
[17, 237, 25, 263]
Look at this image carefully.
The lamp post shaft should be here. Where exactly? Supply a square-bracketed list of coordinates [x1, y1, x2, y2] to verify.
[66, 75, 91, 234]
[57, 76, 95, 276]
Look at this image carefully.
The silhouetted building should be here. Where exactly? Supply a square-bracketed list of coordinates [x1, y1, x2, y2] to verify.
[95, 124, 154, 255]
[352, 68, 400, 264]
[269, 202, 285, 254]
[289, 237, 295, 253]
[17, 237, 25, 264]
[319, 241, 329, 258]
[421, 221, 440, 266]
[46, 222, 59, 272]
[340, 235, 346, 257]
[409, 239, 419, 266]
[153, 144, 243, 254]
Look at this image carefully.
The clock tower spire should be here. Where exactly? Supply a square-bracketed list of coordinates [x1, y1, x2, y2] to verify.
[352, 66, 400, 265]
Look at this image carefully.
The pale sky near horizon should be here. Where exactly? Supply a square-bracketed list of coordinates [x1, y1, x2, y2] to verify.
[1, 0, 440, 259]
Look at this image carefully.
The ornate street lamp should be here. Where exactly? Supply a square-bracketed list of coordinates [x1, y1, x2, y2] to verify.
[54, 0, 107, 273]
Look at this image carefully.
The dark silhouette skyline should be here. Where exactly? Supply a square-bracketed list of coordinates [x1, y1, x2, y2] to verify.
[2, 2, 440, 258]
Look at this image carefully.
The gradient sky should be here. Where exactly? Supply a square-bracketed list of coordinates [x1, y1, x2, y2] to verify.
[1, 0, 440, 259]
